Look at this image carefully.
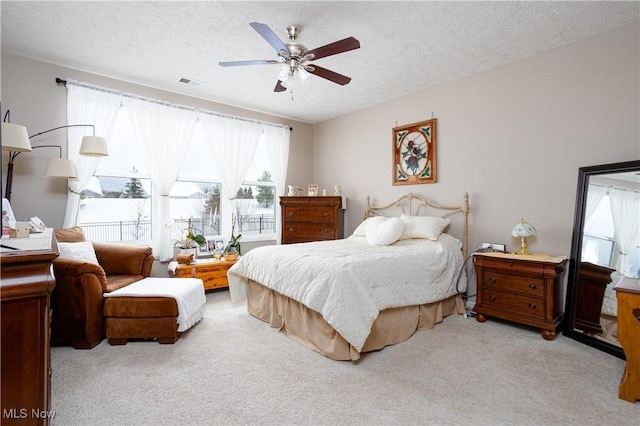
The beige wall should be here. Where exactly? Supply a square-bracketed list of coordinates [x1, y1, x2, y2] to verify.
[1, 53, 314, 229]
[313, 22, 639, 272]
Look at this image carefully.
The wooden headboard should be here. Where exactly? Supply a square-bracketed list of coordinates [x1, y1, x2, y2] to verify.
[363, 192, 470, 258]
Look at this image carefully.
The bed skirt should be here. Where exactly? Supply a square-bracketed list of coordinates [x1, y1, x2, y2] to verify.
[246, 279, 465, 361]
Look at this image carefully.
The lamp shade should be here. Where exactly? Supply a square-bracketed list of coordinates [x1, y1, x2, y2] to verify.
[511, 219, 537, 238]
[1, 122, 32, 152]
[79, 136, 108, 156]
[44, 158, 78, 178]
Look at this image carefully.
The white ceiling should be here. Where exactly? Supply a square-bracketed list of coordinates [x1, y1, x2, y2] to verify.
[2, 1, 639, 124]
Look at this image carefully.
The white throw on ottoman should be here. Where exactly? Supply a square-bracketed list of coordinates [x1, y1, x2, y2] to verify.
[103, 277, 205, 345]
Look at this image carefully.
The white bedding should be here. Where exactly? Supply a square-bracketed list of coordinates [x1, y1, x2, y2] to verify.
[228, 234, 465, 351]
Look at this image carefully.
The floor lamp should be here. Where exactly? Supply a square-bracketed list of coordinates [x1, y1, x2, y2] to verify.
[2, 110, 108, 201]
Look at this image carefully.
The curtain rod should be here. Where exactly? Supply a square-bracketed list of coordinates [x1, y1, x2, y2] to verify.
[55, 77, 293, 131]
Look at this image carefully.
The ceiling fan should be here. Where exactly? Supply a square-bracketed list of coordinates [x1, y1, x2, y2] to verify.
[219, 22, 360, 93]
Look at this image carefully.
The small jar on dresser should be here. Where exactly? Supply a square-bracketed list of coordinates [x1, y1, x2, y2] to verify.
[280, 196, 344, 244]
[473, 252, 568, 340]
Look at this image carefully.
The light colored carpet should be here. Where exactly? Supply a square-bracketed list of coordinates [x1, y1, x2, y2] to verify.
[51, 290, 638, 425]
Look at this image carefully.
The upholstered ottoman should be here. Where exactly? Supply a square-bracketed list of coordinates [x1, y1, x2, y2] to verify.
[103, 277, 205, 345]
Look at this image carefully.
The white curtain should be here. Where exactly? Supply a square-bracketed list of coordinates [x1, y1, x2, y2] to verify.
[200, 114, 262, 242]
[63, 81, 122, 227]
[609, 187, 640, 276]
[584, 184, 608, 225]
[126, 97, 198, 261]
[262, 125, 290, 243]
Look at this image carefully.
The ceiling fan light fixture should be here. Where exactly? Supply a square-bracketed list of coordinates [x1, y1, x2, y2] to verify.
[298, 67, 311, 84]
[224, 22, 360, 93]
[277, 65, 290, 82]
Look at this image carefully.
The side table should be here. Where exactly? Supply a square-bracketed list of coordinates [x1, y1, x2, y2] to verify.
[473, 252, 568, 340]
[169, 258, 237, 291]
[615, 277, 640, 403]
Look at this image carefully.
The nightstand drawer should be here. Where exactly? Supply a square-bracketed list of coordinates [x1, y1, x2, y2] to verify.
[481, 272, 545, 297]
[284, 206, 335, 223]
[480, 289, 545, 319]
[479, 257, 545, 275]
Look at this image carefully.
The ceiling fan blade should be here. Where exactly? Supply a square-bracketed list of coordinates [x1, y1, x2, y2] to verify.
[274, 80, 287, 92]
[250, 22, 288, 55]
[219, 60, 279, 67]
[305, 37, 360, 61]
[307, 65, 352, 85]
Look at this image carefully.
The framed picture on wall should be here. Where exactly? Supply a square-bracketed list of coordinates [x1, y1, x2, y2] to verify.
[393, 118, 437, 185]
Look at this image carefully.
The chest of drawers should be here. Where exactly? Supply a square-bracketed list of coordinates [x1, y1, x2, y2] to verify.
[473, 252, 568, 340]
[280, 196, 344, 244]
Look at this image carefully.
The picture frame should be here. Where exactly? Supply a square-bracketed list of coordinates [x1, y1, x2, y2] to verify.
[197, 242, 209, 257]
[393, 118, 437, 185]
[307, 184, 318, 196]
[214, 239, 225, 252]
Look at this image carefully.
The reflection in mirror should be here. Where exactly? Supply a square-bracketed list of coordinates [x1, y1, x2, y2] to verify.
[565, 160, 640, 359]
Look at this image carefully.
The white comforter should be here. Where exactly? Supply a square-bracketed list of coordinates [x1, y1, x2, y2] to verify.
[228, 234, 465, 351]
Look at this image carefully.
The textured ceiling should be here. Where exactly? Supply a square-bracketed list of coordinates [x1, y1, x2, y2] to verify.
[2, 1, 639, 124]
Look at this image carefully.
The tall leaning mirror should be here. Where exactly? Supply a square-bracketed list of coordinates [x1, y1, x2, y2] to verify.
[564, 159, 640, 359]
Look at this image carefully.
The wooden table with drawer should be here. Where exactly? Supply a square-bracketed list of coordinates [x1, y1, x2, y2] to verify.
[169, 259, 237, 290]
[473, 252, 568, 340]
[280, 196, 344, 244]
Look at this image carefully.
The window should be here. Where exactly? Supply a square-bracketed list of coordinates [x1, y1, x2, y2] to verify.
[78, 107, 278, 243]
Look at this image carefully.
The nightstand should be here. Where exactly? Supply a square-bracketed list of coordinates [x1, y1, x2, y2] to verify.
[473, 252, 568, 340]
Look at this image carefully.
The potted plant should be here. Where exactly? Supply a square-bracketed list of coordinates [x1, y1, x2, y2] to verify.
[223, 214, 242, 259]
[175, 218, 206, 257]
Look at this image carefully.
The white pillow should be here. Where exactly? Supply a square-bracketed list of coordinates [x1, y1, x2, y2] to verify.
[57, 241, 99, 265]
[365, 216, 405, 246]
[400, 214, 450, 241]
[352, 217, 373, 237]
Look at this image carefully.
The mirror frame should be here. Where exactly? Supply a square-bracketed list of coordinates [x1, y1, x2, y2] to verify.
[563, 159, 640, 359]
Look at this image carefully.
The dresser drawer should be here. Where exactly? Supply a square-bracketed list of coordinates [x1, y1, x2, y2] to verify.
[480, 289, 546, 320]
[480, 257, 545, 276]
[283, 206, 335, 223]
[481, 272, 545, 297]
[283, 224, 336, 241]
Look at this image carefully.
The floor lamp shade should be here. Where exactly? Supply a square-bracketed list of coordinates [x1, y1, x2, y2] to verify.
[45, 158, 78, 178]
[79, 135, 108, 156]
[2, 123, 31, 152]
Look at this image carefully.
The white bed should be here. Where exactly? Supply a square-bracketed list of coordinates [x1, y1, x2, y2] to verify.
[228, 192, 469, 360]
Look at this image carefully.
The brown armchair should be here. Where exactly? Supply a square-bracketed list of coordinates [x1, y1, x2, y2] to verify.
[51, 226, 154, 349]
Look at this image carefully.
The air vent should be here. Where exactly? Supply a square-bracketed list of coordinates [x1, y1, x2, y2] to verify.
[178, 77, 204, 87]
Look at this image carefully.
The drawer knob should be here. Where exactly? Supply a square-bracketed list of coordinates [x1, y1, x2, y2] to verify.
[323, 212, 328, 216]
[489, 277, 496, 284]
[528, 303, 536, 310]
[508, 262, 514, 267]
[529, 283, 537, 290]
[489, 295, 496, 302]
[289, 227, 294, 232]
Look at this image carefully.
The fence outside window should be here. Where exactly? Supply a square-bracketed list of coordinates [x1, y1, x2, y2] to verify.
[80, 214, 275, 242]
